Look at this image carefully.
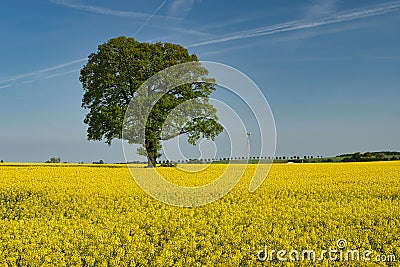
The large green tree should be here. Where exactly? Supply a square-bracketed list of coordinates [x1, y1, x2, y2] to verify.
[80, 36, 223, 167]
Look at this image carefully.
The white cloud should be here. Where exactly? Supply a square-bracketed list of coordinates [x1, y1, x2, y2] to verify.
[3, 1, 398, 89]
[50, 0, 177, 20]
[199, 22, 367, 58]
[188, 1, 400, 47]
[304, 0, 338, 19]
[168, 0, 201, 18]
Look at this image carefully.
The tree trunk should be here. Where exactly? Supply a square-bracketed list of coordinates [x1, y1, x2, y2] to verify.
[145, 140, 157, 168]
[147, 152, 157, 168]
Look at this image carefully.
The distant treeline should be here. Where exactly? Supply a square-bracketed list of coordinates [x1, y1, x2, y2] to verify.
[338, 151, 400, 162]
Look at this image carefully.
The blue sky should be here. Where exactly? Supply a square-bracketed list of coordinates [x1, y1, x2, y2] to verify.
[0, 0, 399, 162]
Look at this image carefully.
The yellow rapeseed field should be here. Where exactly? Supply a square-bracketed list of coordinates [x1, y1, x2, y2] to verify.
[0, 162, 399, 266]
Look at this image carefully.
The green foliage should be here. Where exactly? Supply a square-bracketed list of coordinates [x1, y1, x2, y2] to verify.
[337, 151, 400, 158]
[45, 157, 61, 163]
[340, 151, 399, 162]
[80, 36, 223, 167]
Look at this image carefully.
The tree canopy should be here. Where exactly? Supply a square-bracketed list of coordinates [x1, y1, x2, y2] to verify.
[80, 36, 223, 166]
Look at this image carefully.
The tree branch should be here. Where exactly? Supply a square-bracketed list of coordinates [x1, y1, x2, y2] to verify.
[120, 89, 130, 105]
[160, 129, 190, 141]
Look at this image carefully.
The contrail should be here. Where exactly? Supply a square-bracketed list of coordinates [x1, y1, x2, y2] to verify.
[0, 84, 11, 89]
[36, 58, 87, 74]
[31, 0, 169, 82]
[45, 69, 81, 79]
[188, 1, 400, 47]
[0, 58, 86, 85]
[49, 0, 176, 20]
[1, 1, 170, 88]
[133, 0, 169, 37]
[2, 1, 399, 88]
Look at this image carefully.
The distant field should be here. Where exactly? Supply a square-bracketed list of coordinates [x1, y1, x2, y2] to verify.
[0, 162, 399, 266]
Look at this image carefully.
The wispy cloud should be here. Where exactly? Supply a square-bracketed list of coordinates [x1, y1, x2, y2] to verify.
[168, 0, 201, 18]
[200, 21, 366, 58]
[20, 80, 35, 85]
[35, 58, 87, 74]
[50, 0, 177, 20]
[1, 80, 35, 90]
[188, 1, 400, 47]
[303, 0, 338, 19]
[45, 69, 81, 79]
[0, 58, 86, 86]
[0, 84, 12, 89]
[3, 1, 398, 89]
[50, 0, 210, 37]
